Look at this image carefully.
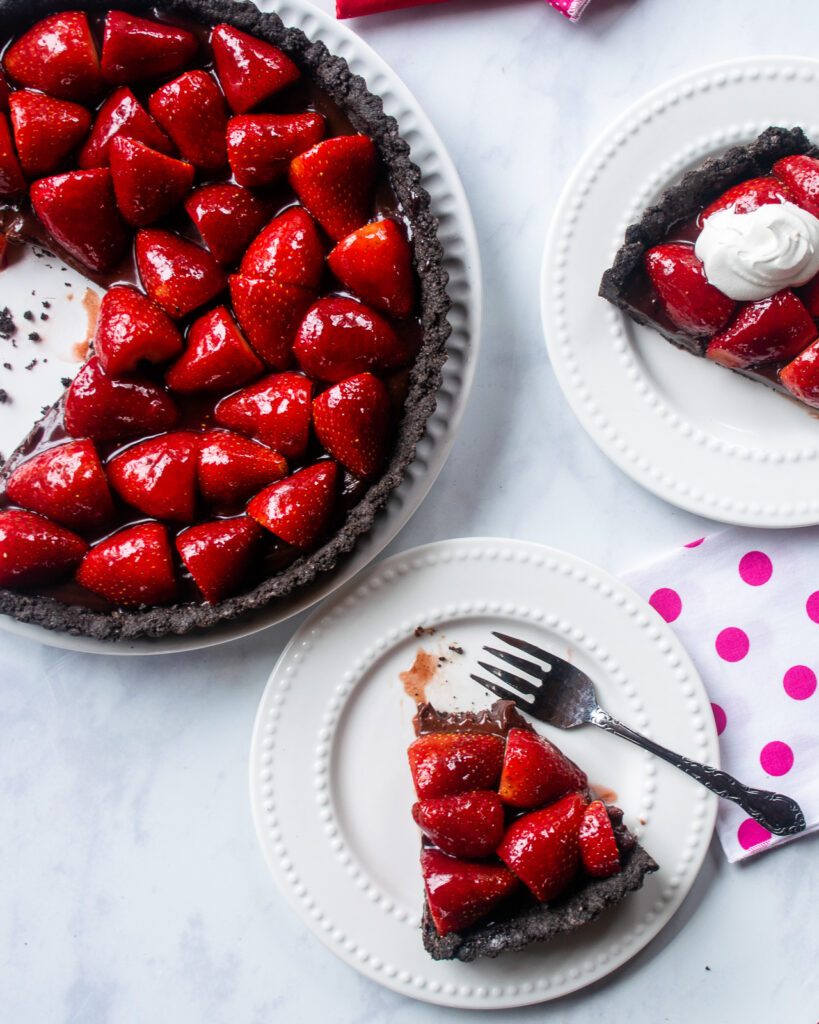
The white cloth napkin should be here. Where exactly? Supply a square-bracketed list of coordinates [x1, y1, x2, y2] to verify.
[623, 529, 819, 862]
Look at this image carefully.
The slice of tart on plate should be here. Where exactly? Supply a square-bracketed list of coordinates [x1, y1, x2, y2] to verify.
[0, 2, 451, 642]
[600, 125, 819, 409]
[408, 700, 658, 962]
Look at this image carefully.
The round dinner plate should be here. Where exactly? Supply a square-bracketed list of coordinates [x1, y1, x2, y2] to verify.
[543, 55, 819, 528]
[0, 0, 480, 655]
[249, 538, 718, 1009]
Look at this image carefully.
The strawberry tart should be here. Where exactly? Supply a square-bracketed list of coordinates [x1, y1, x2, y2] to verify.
[408, 701, 658, 961]
[600, 126, 819, 409]
[0, 2, 450, 640]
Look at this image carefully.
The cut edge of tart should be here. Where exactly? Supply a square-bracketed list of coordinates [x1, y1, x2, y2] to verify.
[410, 700, 659, 963]
[599, 125, 819, 403]
[0, 0, 451, 642]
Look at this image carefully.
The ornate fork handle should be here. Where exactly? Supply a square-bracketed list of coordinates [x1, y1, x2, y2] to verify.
[591, 708, 806, 837]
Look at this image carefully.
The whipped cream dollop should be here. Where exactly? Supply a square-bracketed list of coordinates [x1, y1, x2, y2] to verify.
[694, 201, 819, 301]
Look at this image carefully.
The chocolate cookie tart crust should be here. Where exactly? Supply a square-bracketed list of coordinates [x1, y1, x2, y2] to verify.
[0, 0, 452, 641]
[414, 701, 659, 963]
[599, 125, 817, 352]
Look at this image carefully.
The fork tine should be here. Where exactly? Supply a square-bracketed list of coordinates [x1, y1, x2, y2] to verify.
[492, 631, 557, 666]
[476, 660, 539, 697]
[483, 645, 547, 680]
[470, 673, 528, 708]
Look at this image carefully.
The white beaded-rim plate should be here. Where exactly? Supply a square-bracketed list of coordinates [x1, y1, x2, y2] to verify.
[249, 537, 718, 1009]
[0, 0, 480, 654]
[543, 56, 819, 527]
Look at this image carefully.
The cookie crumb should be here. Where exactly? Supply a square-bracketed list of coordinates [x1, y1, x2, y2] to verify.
[28, 332, 40, 342]
[3, 362, 11, 371]
[0, 307, 15, 339]
[61, 376, 72, 387]
[25, 359, 37, 371]
[448, 643, 465, 655]
[414, 625, 437, 638]
[40, 312, 49, 321]
[0, 389, 8, 404]
[23, 310, 34, 322]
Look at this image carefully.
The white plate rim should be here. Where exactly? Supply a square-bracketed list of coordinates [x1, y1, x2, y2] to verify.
[542, 54, 819, 528]
[249, 536, 718, 1009]
[0, 0, 481, 655]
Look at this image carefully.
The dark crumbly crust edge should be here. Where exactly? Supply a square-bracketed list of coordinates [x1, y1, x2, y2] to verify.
[599, 126, 819, 338]
[0, 0, 452, 641]
[414, 702, 659, 962]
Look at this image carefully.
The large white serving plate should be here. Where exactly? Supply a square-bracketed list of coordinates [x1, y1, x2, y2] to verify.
[0, 0, 480, 654]
[249, 538, 718, 1009]
[543, 56, 819, 528]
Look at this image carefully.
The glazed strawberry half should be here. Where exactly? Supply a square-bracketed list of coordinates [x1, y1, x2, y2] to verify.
[9, 91, 91, 178]
[240, 207, 324, 289]
[498, 727, 588, 809]
[780, 337, 819, 408]
[701, 175, 794, 220]
[64, 357, 179, 443]
[214, 372, 313, 456]
[197, 430, 288, 506]
[109, 136, 194, 227]
[421, 850, 519, 938]
[247, 460, 338, 549]
[186, 183, 270, 267]
[79, 87, 172, 169]
[176, 516, 264, 604]
[328, 219, 415, 318]
[94, 285, 184, 378]
[3, 11, 102, 102]
[312, 373, 391, 479]
[211, 24, 300, 114]
[136, 229, 227, 319]
[165, 307, 264, 394]
[101, 10, 198, 85]
[408, 732, 505, 800]
[579, 801, 621, 879]
[6, 440, 113, 532]
[643, 243, 736, 338]
[149, 70, 228, 172]
[228, 275, 314, 369]
[773, 154, 819, 217]
[76, 522, 176, 606]
[227, 112, 324, 188]
[0, 114, 25, 196]
[290, 135, 377, 241]
[706, 289, 816, 369]
[107, 431, 200, 523]
[0, 510, 87, 588]
[412, 791, 505, 859]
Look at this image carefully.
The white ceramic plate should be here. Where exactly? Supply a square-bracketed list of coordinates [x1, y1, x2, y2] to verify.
[0, 0, 480, 654]
[249, 537, 717, 1009]
[543, 56, 819, 528]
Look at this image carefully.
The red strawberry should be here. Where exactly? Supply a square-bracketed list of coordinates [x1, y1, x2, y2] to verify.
[64, 357, 178, 442]
[312, 373, 390, 479]
[9, 91, 91, 178]
[0, 232, 7, 268]
[497, 792, 586, 901]
[294, 296, 413, 381]
[166, 306, 264, 394]
[0, 509, 87, 588]
[420, 849, 518, 938]
[290, 135, 377, 241]
[247, 460, 338, 549]
[498, 727, 588, 809]
[412, 790, 505, 859]
[3, 12, 101, 102]
[30, 169, 129, 273]
[240, 206, 324, 288]
[78, 87, 172, 169]
[176, 516, 263, 603]
[328, 219, 414, 317]
[644, 243, 736, 337]
[197, 430, 288, 506]
[101, 10, 198, 84]
[149, 71, 228, 172]
[0, 73, 9, 112]
[6, 439, 113, 531]
[136, 229, 227, 318]
[798, 272, 819, 318]
[0, 114, 25, 196]
[701, 175, 794, 220]
[226, 112, 324, 187]
[211, 23, 300, 114]
[773, 154, 819, 217]
[407, 732, 505, 800]
[228, 274, 314, 368]
[107, 431, 199, 522]
[185, 183, 269, 266]
[76, 522, 176, 606]
[214, 372, 313, 457]
[579, 801, 621, 879]
[780, 338, 819, 408]
[706, 289, 816, 369]
[110, 136, 194, 226]
[94, 285, 183, 378]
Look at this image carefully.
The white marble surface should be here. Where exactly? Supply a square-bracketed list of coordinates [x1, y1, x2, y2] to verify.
[3, 0, 819, 1019]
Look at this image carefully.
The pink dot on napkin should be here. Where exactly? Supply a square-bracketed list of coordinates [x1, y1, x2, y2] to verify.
[737, 818, 772, 850]
[783, 665, 816, 701]
[711, 702, 727, 735]
[685, 537, 705, 548]
[649, 587, 682, 623]
[807, 591, 819, 623]
[759, 740, 794, 776]
[738, 551, 772, 586]
[715, 627, 749, 662]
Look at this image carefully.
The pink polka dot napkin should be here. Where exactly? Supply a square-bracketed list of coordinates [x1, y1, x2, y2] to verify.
[336, 0, 591, 21]
[623, 531, 819, 862]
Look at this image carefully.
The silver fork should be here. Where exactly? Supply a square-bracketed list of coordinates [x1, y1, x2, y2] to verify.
[471, 631, 805, 837]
